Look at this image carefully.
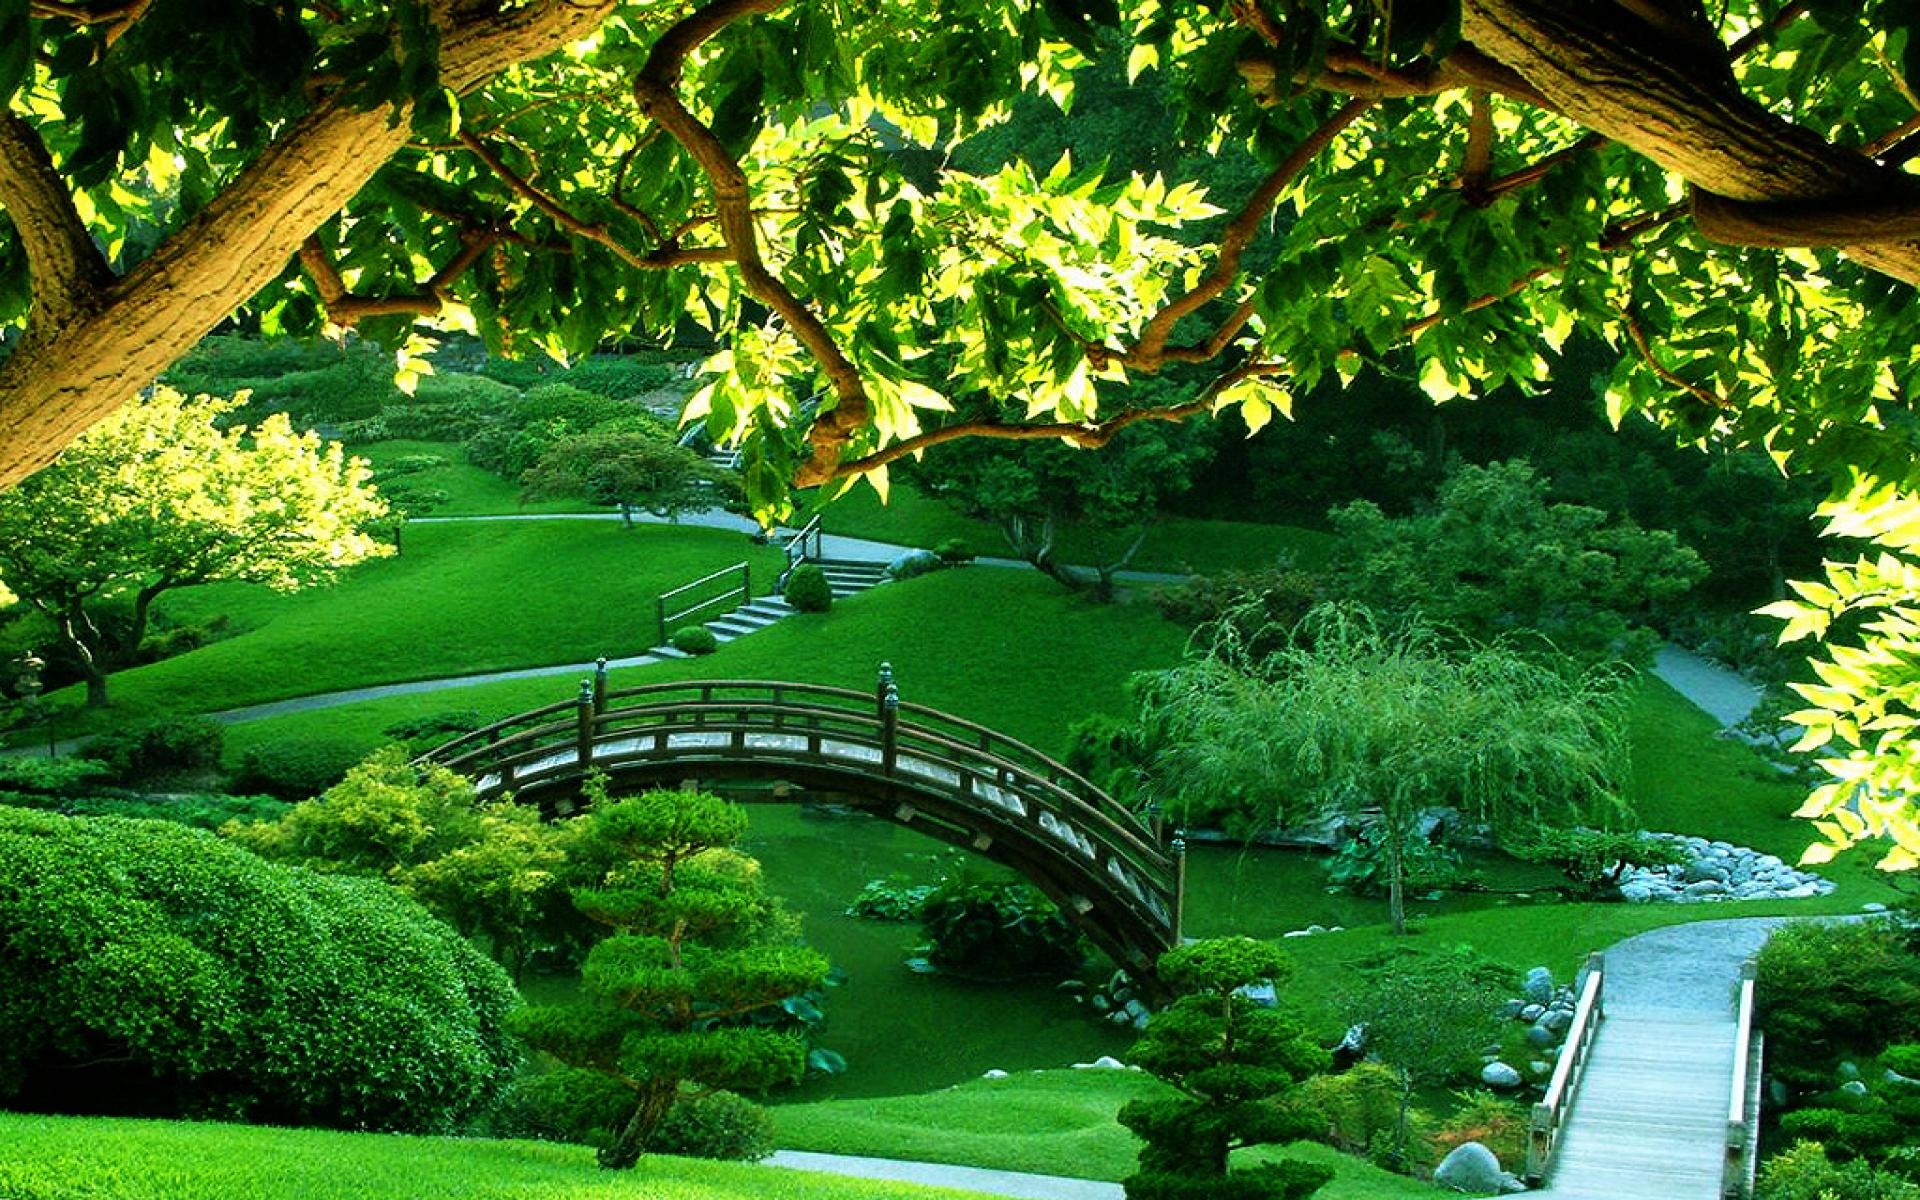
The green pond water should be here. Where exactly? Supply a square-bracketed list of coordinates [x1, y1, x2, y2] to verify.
[731, 803, 1563, 1100]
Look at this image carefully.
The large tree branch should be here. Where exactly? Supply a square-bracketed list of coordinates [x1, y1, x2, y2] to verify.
[0, 112, 113, 332]
[1461, 0, 1920, 286]
[629, 0, 870, 491]
[0, 0, 621, 491]
[1123, 98, 1373, 368]
[299, 228, 502, 326]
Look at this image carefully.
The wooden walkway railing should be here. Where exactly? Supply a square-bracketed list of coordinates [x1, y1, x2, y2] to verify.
[419, 665, 1184, 982]
[1527, 952, 1606, 1184]
[1726, 960, 1763, 1200]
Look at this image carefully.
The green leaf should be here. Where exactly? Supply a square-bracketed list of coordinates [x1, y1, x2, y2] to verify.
[0, 0, 29, 104]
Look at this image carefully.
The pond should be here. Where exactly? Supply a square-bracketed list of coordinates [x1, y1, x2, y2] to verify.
[739, 802, 1565, 1100]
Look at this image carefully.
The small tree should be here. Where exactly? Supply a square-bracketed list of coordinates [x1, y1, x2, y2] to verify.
[1138, 603, 1633, 933]
[1347, 949, 1509, 1172]
[1119, 937, 1332, 1200]
[508, 788, 828, 1169]
[0, 389, 389, 706]
[519, 430, 728, 527]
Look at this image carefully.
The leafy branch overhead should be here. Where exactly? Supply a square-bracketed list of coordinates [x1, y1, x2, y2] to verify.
[6, 0, 1920, 859]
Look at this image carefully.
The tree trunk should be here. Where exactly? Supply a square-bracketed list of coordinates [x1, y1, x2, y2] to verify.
[1393, 1066, 1415, 1172]
[0, 0, 623, 492]
[55, 608, 109, 708]
[127, 579, 172, 664]
[598, 1079, 678, 1170]
[1386, 824, 1408, 936]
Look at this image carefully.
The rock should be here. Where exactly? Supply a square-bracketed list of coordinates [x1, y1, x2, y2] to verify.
[1498, 1174, 1529, 1194]
[1499, 999, 1526, 1019]
[1838, 1061, 1861, 1081]
[1886, 1068, 1920, 1086]
[982, 1068, 1009, 1079]
[1089, 994, 1111, 1014]
[1683, 879, 1728, 898]
[1841, 1079, 1871, 1096]
[885, 548, 941, 577]
[1523, 967, 1554, 1003]
[1620, 880, 1657, 904]
[1071, 1056, 1128, 1070]
[1526, 1023, 1560, 1049]
[1306, 923, 1328, 934]
[1520, 1004, 1546, 1022]
[1107, 1010, 1133, 1026]
[1237, 982, 1278, 1008]
[1539, 1008, 1574, 1034]
[1336, 1024, 1368, 1056]
[1283, 929, 1314, 938]
[1056, 979, 1086, 994]
[1435, 1142, 1509, 1193]
[1480, 1063, 1523, 1089]
[1123, 999, 1151, 1025]
[1530, 1060, 1552, 1078]
[1864, 902, 1890, 913]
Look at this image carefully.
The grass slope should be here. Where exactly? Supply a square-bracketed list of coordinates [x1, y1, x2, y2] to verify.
[0, 1113, 988, 1200]
[771, 1070, 1438, 1198]
[219, 568, 1189, 762]
[53, 522, 784, 725]
[355, 440, 592, 515]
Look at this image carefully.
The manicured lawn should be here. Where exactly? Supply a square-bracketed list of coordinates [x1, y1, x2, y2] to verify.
[771, 1070, 1440, 1198]
[819, 482, 1334, 574]
[354, 439, 591, 515]
[0, 1113, 989, 1200]
[218, 568, 1189, 763]
[45, 522, 783, 729]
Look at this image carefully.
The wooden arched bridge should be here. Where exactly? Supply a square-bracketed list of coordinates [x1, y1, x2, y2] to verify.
[418, 666, 1184, 987]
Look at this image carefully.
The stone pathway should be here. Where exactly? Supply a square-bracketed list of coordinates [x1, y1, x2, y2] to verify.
[1652, 645, 1765, 729]
[1529, 916, 1786, 1200]
[765, 1151, 1121, 1200]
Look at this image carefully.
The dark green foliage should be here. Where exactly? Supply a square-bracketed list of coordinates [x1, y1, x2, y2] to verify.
[0, 755, 113, 796]
[0, 786, 290, 830]
[163, 336, 396, 425]
[1507, 827, 1691, 899]
[507, 790, 828, 1169]
[933, 538, 975, 565]
[1323, 827, 1472, 898]
[914, 873, 1086, 979]
[0, 808, 520, 1132]
[486, 1067, 635, 1144]
[79, 716, 224, 781]
[1120, 937, 1332, 1200]
[1326, 460, 1706, 667]
[234, 736, 370, 800]
[1777, 1107, 1907, 1161]
[784, 563, 833, 612]
[520, 430, 724, 524]
[1756, 921, 1920, 1089]
[1150, 566, 1323, 637]
[1063, 712, 1151, 803]
[649, 1090, 775, 1161]
[1759, 1141, 1920, 1200]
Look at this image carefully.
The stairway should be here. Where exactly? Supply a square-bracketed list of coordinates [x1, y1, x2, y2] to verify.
[815, 557, 888, 598]
[701, 596, 796, 643]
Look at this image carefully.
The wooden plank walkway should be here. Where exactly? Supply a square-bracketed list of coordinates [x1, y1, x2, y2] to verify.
[1531, 918, 1785, 1200]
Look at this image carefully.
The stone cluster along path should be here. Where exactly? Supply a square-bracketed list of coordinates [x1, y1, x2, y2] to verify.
[1529, 917, 1784, 1200]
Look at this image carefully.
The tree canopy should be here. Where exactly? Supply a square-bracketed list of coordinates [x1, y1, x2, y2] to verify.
[0, 388, 389, 705]
[6, 0, 1920, 863]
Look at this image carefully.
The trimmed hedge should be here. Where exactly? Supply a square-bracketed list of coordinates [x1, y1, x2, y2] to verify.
[783, 563, 833, 613]
[0, 809, 520, 1132]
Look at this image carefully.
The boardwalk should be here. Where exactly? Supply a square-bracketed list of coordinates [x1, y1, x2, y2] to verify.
[1533, 918, 1782, 1200]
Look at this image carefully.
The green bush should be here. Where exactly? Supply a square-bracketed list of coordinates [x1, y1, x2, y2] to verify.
[915, 873, 1086, 979]
[557, 357, 675, 400]
[1324, 826, 1474, 898]
[845, 876, 935, 921]
[0, 808, 520, 1131]
[669, 625, 720, 654]
[1149, 565, 1323, 635]
[0, 756, 114, 796]
[234, 737, 370, 801]
[783, 563, 833, 612]
[934, 538, 975, 565]
[367, 400, 503, 442]
[1760, 1141, 1920, 1200]
[1778, 1107, 1906, 1160]
[79, 716, 225, 781]
[1297, 1062, 1403, 1156]
[1507, 827, 1691, 898]
[650, 1090, 775, 1161]
[406, 372, 521, 410]
[485, 1067, 633, 1144]
[1427, 1091, 1529, 1171]
[0, 787, 290, 829]
[1757, 921, 1920, 1087]
[381, 709, 487, 753]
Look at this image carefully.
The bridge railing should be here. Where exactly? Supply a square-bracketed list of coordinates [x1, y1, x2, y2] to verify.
[422, 672, 1177, 935]
[1725, 960, 1762, 1200]
[1526, 951, 1606, 1185]
[655, 562, 752, 645]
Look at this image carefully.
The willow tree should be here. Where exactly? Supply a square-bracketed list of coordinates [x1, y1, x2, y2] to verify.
[4, 0, 1920, 860]
[1138, 603, 1633, 933]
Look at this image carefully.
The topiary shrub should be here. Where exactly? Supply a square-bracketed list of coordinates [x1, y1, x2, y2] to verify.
[486, 1067, 634, 1144]
[650, 1090, 775, 1161]
[934, 538, 974, 565]
[234, 737, 371, 801]
[0, 756, 114, 797]
[79, 716, 225, 781]
[1759, 1141, 1920, 1200]
[783, 563, 833, 612]
[914, 873, 1086, 980]
[0, 808, 520, 1132]
[669, 625, 719, 654]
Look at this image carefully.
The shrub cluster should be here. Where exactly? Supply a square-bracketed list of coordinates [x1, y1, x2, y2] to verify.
[233, 736, 370, 801]
[914, 873, 1086, 979]
[669, 625, 720, 654]
[783, 562, 833, 612]
[0, 808, 520, 1132]
[79, 716, 224, 781]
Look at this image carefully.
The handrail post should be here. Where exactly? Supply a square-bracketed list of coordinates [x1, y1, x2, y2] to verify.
[1169, 827, 1186, 946]
[742, 561, 751, 603]
[656, 595, 667, 646]
[876, 661, 893, 715]
[882, 682, 899, 776]
[593, 657, 608, 714]
[576, 678, 595, 767]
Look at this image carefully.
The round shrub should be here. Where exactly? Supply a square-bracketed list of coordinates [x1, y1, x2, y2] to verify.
[486, 1067, 633, 1144]
[934, 538, 974, 565]
[669, 625, 719, 654]
[235, 737, 370, 801]
[783, 562, 833, 612]
[650, 1090, 774, 1161]
[0, 808, 520, 1131]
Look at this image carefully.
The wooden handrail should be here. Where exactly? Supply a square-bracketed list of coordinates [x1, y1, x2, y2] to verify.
[1726, 960, 1761, 1199]
[1527, 952, 1606, 1184]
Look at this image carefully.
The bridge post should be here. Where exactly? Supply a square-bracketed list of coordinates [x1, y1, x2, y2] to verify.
[576, 678, 595, 767]
[882, 682, 899, 777]
[1169, 826, 1187, 946]
[875, 661, 893, 712]
[593, 658, 608, 714]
